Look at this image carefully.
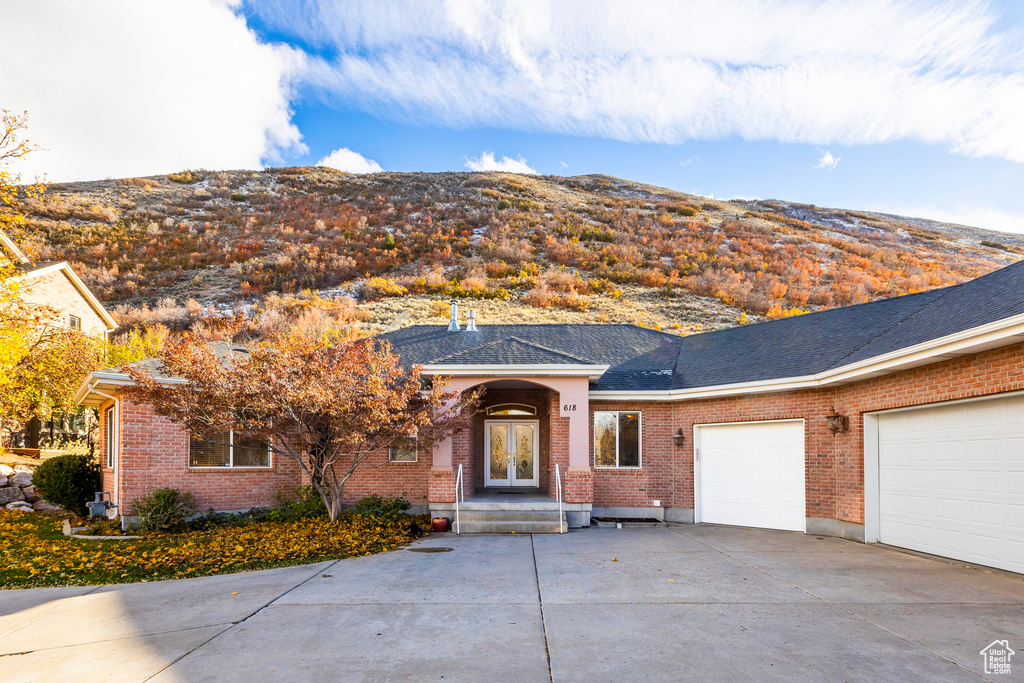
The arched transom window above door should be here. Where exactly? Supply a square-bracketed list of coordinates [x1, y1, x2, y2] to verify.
[486, 403, 537, 416]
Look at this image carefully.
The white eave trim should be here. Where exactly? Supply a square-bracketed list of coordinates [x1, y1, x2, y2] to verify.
[75, 372, 186, 406]
[590, 313, 1024, 401]
[421, 363, 609, 381]
[0, 231, 30, 264]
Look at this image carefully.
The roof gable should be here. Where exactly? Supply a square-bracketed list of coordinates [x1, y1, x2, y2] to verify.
[10, 260, 118, 330]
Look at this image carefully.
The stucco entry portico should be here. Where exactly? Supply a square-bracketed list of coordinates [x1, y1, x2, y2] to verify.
[426, 372, 597, 527]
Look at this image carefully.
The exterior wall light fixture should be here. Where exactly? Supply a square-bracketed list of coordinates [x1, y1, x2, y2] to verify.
[826, 408, 849, 434]
[672, 428, 685, 447]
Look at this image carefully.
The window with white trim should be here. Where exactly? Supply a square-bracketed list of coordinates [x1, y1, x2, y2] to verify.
[189, 431, 270, 468]
[68, 314, 81, 330]
[594, 411, 641, 468]
[105, 407, 116, 469]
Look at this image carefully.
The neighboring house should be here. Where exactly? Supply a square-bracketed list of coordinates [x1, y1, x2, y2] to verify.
[3, 230, 117, 448]
[77, 259, 1024, 575]
[1, 230, 117, 338]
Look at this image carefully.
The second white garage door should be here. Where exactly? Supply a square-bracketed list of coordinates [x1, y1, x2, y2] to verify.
[695, 420, 806, 532]
[876, 394, 1024, 574]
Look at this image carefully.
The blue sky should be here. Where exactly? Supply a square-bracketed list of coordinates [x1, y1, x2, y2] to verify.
[4, 1, 1024, 231]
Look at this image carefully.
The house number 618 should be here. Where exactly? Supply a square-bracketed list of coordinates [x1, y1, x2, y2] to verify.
[563, 404, 577, 412]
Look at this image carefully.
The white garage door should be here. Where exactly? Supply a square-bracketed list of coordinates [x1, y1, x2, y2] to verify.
[696, 420, 806, 532]
[878, 395, 1024, 574]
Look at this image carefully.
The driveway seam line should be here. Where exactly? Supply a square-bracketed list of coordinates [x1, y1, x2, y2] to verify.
[531, 534, 554, 683]
[0, 622, 234, 657]
[668, 526, 992, 681]
[0, 585, 102, 641]
[140, 559, 343, 682]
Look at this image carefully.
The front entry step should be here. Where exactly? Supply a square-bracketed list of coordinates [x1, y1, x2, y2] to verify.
[454, 509, 567, 534]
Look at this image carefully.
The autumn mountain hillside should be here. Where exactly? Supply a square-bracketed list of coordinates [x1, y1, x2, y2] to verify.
[15, 168, 1024, 335]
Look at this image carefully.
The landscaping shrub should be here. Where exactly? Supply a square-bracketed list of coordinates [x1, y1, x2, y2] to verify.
[274, 485, 328, 520]
[133, 488, 197, 533]
[31, 454, 101, 517]
[354, 495, 411, 517]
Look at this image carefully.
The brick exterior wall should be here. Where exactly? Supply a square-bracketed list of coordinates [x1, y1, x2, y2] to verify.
[830, 340, 1024, 524]
[590, 401, 677, 509]
[114, 395, 302, 514]
[103, 342, 1024, 527]
[337, 447, 431, 507]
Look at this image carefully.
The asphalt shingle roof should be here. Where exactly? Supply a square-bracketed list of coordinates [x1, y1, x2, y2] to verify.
[97, 342, 248, 379]
[381, 259, 1024, 392]
[379, 324, 681, 390]
[668, 259, 1024, 390]
[431, 337, 595, 365]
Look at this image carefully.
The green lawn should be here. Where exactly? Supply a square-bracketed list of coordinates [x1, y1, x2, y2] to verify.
[0, 510, 430, 589]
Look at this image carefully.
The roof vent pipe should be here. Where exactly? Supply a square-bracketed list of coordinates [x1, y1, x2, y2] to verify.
[466, 309, 478, 332]
[447, 300, 460, 331]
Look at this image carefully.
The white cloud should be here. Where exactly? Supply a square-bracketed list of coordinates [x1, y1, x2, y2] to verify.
[465, 151, 536, 174]
[255, 0, 1024, 162]
[317, 147, 383, 173]
[815, 150, 841, 170]
[0, 0, 305, 182]
[559, 160, 568, 169]
[879, 205, 1024, 234]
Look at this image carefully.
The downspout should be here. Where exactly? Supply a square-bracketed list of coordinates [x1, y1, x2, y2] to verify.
[88, 381, 120, 510]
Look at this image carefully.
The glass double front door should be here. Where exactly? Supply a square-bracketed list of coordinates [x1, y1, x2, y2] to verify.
[485, 420, 538, 487]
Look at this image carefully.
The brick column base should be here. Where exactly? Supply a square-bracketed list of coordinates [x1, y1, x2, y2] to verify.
[563, 466, 593, 504]
[428, 466, 456, 503]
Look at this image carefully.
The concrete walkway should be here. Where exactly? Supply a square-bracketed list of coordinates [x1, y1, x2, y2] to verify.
[2, 525, 1024, 681]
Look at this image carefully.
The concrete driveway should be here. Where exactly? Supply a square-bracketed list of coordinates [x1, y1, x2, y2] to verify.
[2, 525, 1024, 682]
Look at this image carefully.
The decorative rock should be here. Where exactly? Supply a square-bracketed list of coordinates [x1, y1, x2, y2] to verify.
[13, 465, 32, 472]
[0, 464, 14, 476]
[33, 500, 62, 512]
[10, 471, 32, 487]
[21, 485, 40, 503]
[0, 487, 25, 506]
[6, 501, 34, 512]
[0, 476, 6, 487]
